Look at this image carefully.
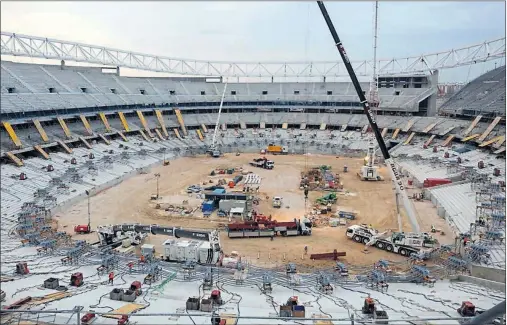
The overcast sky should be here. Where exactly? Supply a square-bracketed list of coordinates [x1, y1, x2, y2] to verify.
[1, 1, 505, 82]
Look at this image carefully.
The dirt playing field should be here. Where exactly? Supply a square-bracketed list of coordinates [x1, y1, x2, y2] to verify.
[57, 153, 455, 268]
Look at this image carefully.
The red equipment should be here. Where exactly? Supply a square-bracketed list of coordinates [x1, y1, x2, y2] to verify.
[210, 290, 223, 305]
[457, 301, 480, 317]
[423, 178, 452, 188]
[117, 315, 129, 325]
[130, 281, 142, 296]
[444, 152, 450, 158]
[19, 173, 27, 180]
[74, 225, 91, 234]
[70, 272, 83, 287]
[80, 313, 96, 324]
[16, 262, 29, 275]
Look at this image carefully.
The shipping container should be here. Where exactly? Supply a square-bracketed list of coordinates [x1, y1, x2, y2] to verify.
[423, 178, 452, 188]
[201, 200, 215, 212]
[219, 200, 246, 212]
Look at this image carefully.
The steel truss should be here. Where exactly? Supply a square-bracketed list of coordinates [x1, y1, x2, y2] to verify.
[1, 32, 505, 78]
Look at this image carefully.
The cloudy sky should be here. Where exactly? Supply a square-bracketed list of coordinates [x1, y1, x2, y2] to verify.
[1, 1, 505, 82]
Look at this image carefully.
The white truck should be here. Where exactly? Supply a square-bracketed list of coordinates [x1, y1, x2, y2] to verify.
[345, 224, 436, 257]
[272, 196, 283, 208]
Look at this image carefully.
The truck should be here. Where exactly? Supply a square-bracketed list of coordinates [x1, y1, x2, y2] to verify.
[250, 157, 274, 169]
[267, 144, 288, 155]
[345, 224, 436, 257]
[227, 218, 312, 238]
[272, 196, 283, 208]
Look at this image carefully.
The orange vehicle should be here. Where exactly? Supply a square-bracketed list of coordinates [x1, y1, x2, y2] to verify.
[266, 144, 288, 155]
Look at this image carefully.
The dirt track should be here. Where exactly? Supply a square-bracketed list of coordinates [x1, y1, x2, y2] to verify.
[58, 153, 455, 268]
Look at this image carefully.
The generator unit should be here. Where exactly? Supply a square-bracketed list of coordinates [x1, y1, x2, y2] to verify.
[70, 272, 83, 287]
[16, 262, 29, 275]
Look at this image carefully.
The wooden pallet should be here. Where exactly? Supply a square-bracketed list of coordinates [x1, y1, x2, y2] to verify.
[30, 292, 72, 305]
[102, 303, 146, 319]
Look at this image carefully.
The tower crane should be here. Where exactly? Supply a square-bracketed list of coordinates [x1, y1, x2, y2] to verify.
[208, 82, 228, 158]
[317, 1, 422, 234]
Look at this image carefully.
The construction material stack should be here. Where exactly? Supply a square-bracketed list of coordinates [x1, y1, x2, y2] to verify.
[300, 166, 341, 191]
[227, 217, 312, 238]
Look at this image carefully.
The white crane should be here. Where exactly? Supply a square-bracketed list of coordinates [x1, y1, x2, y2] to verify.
[208, 82, 228, 157]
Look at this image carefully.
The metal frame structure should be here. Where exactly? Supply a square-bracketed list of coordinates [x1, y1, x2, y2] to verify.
[1, 32, 505, 78]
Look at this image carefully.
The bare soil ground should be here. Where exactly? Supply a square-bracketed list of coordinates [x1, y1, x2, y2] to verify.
[58, 153, 455, 268]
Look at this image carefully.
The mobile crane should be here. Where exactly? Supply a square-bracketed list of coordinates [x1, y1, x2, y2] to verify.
[207, 83, 228, 158]
[317, 1, 421, 235]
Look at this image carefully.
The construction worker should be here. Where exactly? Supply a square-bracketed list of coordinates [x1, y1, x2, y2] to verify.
[304, 245, 308, 255]
[140, 255, 145, 263]
[108, 271, 114, 285]
[463, 236, 469, 247]
[431, 225, 436, 233]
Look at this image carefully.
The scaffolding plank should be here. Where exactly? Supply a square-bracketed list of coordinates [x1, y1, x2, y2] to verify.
[174, 128, 182, 139]
[300, 123, 307, 130]
[462, 134, 480, 142]
[33, 119, 49, 142]
[79, 115, 93, 135]
[117, 131, 128, 142]
[5, 151, 23, 166]
[392, 128, 400, 139]
[99, 112, 112, 131]
[402, 119, 416, 132]
[79, 137, 92, 149]
[201, 123, 208, 133]
[424, 135, 436, 147]
[404, 132, 416, 145]
[155, 110, 169, 137]
[478, 116, 502, 142]
[102, 303, 146, 319]
[33, 145, 50, 159]
[98, 134, 110, 145]
[2, 121, 22, 148]
[493, 147, 506, 154]
[197, 129, 204, 141]
[57, 117, 72, 138]
[463, 115, 482, 136]
[282, 122, 288, 129]
[139, 129, 150, 141]
[259, 122, 265, 129]
[341, 124, 347, 132]
[154, 128, 165, 140]
[118, 112, 130, 132]
[319, 123, 326, 130]
[479, 135, 504, 148]
[57, 140, 73, 154]
[422, 122, 437, 133]
[442, 135, 455, 147]
[174, 109, 187, 136]
[493, 136, 506, 149]
[381, 128, 388, 137]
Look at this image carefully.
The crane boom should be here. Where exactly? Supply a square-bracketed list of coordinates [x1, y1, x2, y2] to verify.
[211, 82, 228, 150]
[316, 1, 421, 233]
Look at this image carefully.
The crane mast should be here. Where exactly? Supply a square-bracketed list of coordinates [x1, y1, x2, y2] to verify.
[369, 1, 380, 114]
[210, 82, 228, 152]
[316, 1, 421, 233]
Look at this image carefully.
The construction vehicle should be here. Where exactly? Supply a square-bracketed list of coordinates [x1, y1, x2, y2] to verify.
[318, 1, 422, 236]
[75, 190, 92, 234]
[15, 262, 29, 275]
[70, 272, 84, 287]
[272, 196, 283, 208]
[227, 218, 311, 238]
[80, 313, 96, 324]
[267, 144, 288, 155]
[249, 157, 274, 169]
[346, 224, 435, 257]
[207, 83, 228, 158]
[457, 301, 485, 317]
[358, 140, 384, 181]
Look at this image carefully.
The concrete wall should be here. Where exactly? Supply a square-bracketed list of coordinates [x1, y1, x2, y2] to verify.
[456, 274, 506, 292]
[469, 264, 507, 284]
